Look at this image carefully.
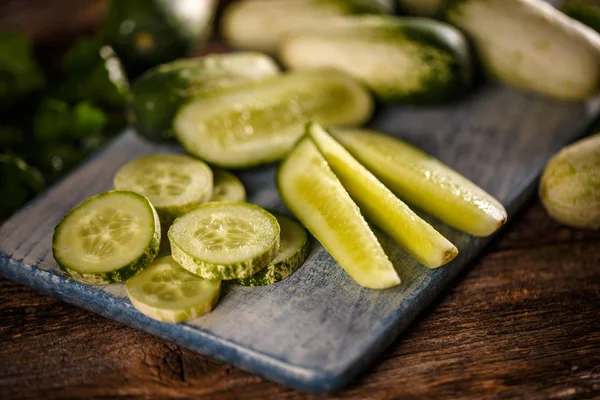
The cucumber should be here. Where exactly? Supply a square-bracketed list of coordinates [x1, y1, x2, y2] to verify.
[131, 52, 281, 141]
[309, 123, 457, 268]
[211, 169, 246, 203]
[331, 128, 507, 237]
[52, 191, 160, 285]
[563, 0, 600, 33]
[230, 212, 310, 286]
[277, 137, 400, 289]
[126, 256, 221, 323]
[114, 154, 213, 223]
[280, 16, 472, 103]
[174, 69, 373, 168]
[397, 0, 444, 16]
[169, 202, 280, 280]
[102, 0, 218, 76]
[446, 0, 600, 100]
[222, 0, 389, 54]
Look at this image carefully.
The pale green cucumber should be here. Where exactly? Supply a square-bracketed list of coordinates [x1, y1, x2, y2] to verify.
[222, 0, 388, 54]
[168, 202, 280, 280]
[174, 69, 372, 168]
[446, 0, 600, 100]
[280, 15, 471, 103]
[211, 169, 246, 202]
[309, 123, 457, 268]
[114, 154, 213, 223]
[53, 190, 160, 284]
[230, 212, 310, 286]
[331, 128, 507, 236]
[277, 137, 400, 289]
[126, 256, 221, 323]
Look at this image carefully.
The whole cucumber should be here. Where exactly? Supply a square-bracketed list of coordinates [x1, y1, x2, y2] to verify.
[446, 0, 600, 100]
[280, 16, 472, 103]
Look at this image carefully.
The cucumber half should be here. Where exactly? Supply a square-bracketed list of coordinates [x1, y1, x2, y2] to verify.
[52, 190, 160, 284]
[114, 154, 213, 223]
[277, 137, 400, 289]
[169, 202, 280, 280]
[230, 212, 310, 286]
[331, 128, 507, 236]
[126, 256, 221, 323]
[173, 69, 373, 168]
[309, 123, 457, 268]
[211, 169, 246, 202]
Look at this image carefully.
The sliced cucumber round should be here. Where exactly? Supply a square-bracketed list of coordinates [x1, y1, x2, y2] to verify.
[277, 137, 400, 289]
[114, 154, 213, 223]
[52, 190, 160, 284]
[173, 69, 373, 168]
[169, 202, 280, 280]
[229, 212, 310, 286]
[126, 256, 221, 323]
[211, 169, 246, 202]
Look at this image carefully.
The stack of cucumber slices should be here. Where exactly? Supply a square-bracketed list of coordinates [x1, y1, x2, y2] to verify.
[53, 51, 508, 323]
[52, 153, 311, 323]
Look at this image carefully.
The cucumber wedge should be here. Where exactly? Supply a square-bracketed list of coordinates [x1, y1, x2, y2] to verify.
[126, 256, 221, 323]
[131, 52, 280, 141]
[230, 212, 310, 286]
[309, 123, 457, 268]
[446, 0, 600, 100]
[53, 191, 160, 284]
[331, 128, 507, 236]
[222, 0, 388, 54]
[114, 154, 213, 223]
[174, 69, 373, 168]
[280, 16, 472, 103]
[211, 169, 246, 202]
[169, 202, 280, 280]
[277, 137, 400, 289]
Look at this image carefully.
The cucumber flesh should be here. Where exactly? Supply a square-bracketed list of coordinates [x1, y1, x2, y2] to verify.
[126, 256, 221, 323]
[52, 190, 160, 284]
[169, 202, 280, 280]
[230, 212, 310, 286]
[211, 169, 246, 202]
[277, 137, 400, 289]
[309, 123, 457, 268]
[331, 128, 507, 237]
[174, 69, 372, 168]
[114, 154, 213, 223]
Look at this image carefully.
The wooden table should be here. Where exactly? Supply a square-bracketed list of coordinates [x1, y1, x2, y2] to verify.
[1, 0, 600, 398]
[1, 199, 599, 399]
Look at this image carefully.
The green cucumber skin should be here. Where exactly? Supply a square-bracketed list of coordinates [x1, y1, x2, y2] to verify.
[170, 237, 280, 280]
[281, 16, 472, 104]
[131, 54, 280, 141]
[53, 191, 161, 285]
[397, 0, 445, 16]
[445, 0, 600, 100]
[229, 213, 310, 286]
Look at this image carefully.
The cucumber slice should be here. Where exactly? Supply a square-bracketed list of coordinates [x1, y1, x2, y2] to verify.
[169, 202, 280, 280]
[222, 0, 388, 54]
[173, 69, 373, 168]
[309, 123, 457, 268]
[331, 128, 507, 237]
[52, 191, 160, 284]
[280, 16, 472, 103]
[211, 169, 246, 202]
[126, 256, 221, 323]
[277, 137, 400, 289]
[230, 212, 310, 286]
[131, 52, 281, 141]
[114, 154, 213, 223]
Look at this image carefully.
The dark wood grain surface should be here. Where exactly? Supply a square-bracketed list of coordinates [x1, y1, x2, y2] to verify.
[1, 200, 599, 400]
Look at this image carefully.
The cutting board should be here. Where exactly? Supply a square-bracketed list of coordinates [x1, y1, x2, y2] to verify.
[0, 84, 597, 393]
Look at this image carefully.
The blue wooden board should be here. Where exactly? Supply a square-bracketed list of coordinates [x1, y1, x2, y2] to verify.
[0, 84, 597, 393]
